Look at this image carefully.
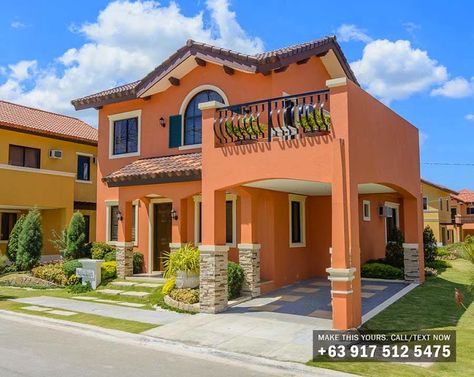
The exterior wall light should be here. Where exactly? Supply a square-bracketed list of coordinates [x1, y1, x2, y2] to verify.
[160, 117, 166, 128]
[170, 209, 178, 221]
[116, 210, 123, 222]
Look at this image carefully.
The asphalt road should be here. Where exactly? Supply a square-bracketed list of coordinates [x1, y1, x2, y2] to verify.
[0, 316, 324, 377]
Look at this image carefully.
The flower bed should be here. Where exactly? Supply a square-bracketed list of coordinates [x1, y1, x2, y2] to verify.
[164, 294, 199, 313]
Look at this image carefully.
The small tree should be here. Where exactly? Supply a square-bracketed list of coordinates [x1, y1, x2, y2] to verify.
[6, 215, 25, 263]
[385, 228, 405, 268]
[16, 209, 43, 271]
[63, 212, 87, 260]
[423, 226, 438, 263]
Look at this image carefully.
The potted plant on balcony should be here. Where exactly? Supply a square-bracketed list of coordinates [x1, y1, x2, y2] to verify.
[163, 243, 200, 289]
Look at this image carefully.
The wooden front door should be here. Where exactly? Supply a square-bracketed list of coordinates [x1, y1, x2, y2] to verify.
[153, 202, 172, 271]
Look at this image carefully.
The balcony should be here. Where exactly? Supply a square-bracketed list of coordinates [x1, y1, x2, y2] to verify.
[454, 214, 474, 224]
[213, 89, 331, 146]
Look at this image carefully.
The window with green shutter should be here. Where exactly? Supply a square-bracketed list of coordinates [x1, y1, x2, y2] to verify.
[169, 114, 182, 148]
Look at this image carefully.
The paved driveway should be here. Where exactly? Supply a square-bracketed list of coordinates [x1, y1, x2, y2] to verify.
[227, 277, 409, 319]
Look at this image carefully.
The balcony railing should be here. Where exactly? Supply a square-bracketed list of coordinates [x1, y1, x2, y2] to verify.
[214, 89, 330, 146]
[455, 214, 474, 224]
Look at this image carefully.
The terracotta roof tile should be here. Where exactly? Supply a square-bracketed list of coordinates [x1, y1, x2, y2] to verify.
[0, 100, 97, 144]
[72, 36, 357, 110]
[103, 153, 202, 185]
[452, 189, 474, 204]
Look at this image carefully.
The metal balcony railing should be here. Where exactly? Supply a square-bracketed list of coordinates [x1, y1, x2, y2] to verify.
[213, 89, 330, 146]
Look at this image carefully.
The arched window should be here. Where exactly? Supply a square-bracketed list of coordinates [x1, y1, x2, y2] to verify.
[184, 90, 224, 145]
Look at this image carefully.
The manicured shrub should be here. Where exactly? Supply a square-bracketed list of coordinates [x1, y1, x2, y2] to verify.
[423, 226, 438, 263]
[16, 209, 43, 271]
[67, 281, 92, 293]
[425, 259, 451, 271]
[228, 261, 244, 299]
[91, 242, 115, 260]
[31, 262, 68, 286]
[385, 228, 405, 268]
[133, 252, 144, 274]
[63, 259, 82, 278]
[361, 262, 403, 280]
[163, 243, 199, 278]
[0, 255, 9, 275]
[101, 261, 117, 280]
[104, 250, 117, 262]
[63, 212, 87, 260]
[169, 288, 199, 304]
[6, 215, 25, 263]
[162, 277, 176, 295]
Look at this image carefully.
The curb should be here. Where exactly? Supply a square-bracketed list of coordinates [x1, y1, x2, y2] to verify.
[0, 309, 353, 377]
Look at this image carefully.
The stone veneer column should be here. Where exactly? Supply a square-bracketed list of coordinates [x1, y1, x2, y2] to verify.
[198, 245, 229, 313]
[403, 243, 420, 281]
[238, 243, 261, 297]
[116, 242, 134, 278]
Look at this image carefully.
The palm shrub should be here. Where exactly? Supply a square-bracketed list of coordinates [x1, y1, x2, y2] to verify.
[16, 209, 43, 271]
[163, 243, 200, 278]
[64, 212, 87, 260]
[385, 228, 405, 268]
[423, 226, 438, 263]
[50, 228, 67, 256]
[6, 215, 25, 263]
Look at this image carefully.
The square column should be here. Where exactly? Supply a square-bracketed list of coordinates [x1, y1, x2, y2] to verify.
[403, 243, 420, 281]
[199, 245, 229, 313]
[238, 243, 261, 297]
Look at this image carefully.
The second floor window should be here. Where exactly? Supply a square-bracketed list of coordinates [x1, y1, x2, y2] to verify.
[184, 90, 224, 146]
[77, 155, 91, 181]
[468, 207, 474, 215]
[113, 117, 138, 155]
[9, 145, 40, 169]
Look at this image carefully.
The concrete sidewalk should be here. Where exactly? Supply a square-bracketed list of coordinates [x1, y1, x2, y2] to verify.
[13, 296, 187, 325]
[144, 310, 331, 362]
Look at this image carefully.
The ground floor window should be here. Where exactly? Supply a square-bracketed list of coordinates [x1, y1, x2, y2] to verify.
[194, 194, 236, 246]
[289, 194, 306, 247]
[363, 200, 371, 221]
[131, 202, 138, 245]
[83, 214, 90, 243]
[0, 212, 18, 241]
[106, 203, 119, 242]
[385, 203, 400, 243]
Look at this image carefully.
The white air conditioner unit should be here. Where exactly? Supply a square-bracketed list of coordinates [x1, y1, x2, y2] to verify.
[49, 149, 63, 159]
[378, 206, 393, 218]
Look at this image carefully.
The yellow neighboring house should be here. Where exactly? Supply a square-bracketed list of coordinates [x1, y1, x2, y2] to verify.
[0, 100, 98, 260]
[421, 178, 458, 246]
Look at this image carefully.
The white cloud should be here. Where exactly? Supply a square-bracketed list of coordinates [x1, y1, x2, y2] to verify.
[336, 24, 372, 43]
[351, 39, 447, 102]
[431, 77, 474, 98]
[11, 21, 27, 29]
[465, 114, 474, 121]
[8, 60, 37, 81]
[0, 0, 263, 124]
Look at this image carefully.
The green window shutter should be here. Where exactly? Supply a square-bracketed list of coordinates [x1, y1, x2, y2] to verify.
[169, 114, 182, 148]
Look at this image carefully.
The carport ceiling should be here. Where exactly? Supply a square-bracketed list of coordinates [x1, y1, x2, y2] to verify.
[243, 180, 395, 196]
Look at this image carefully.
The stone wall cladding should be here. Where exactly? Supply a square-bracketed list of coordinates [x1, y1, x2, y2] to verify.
[198, 245, 229, 314]
[116, 242, 134, 278]
[238, 243, 261, 297]
[403, 243, 420, 281]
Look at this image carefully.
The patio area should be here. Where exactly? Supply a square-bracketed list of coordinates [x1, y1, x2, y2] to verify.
[227, 277, 410, 320]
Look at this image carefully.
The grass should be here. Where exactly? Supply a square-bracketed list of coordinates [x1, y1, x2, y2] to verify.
[308, 258, 474, 376]
[0, 300, 157, 333]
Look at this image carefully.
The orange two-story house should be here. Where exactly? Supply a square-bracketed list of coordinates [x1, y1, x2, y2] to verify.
[72, 37, 424, 330]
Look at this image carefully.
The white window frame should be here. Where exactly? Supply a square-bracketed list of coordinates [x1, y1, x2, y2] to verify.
[105, 200, 119, 245]
[289, 194, 306, 248]
[76, 152, 93, 183]
[132, 200, 139, 247]
[108, 110, 142, 159]
[178, 85, 228, 150]
[193, 193, 237, 247]
[362, 200, 371, 221]
[423, 196, 428, 211]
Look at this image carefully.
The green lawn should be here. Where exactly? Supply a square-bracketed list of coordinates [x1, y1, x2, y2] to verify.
[308, 259, 474, 376]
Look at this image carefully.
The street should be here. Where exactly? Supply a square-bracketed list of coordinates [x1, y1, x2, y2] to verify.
[0, 316, 331, 377]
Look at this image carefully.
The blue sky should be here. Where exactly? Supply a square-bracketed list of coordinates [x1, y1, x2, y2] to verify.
[1, 0, 473, 190]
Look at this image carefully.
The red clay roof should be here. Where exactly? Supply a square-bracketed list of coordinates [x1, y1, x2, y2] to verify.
[103, 153, 202, 186]
[452, 189, 474, 204]
[0, 100, 97, 145]
[72, 36, 357, 110]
